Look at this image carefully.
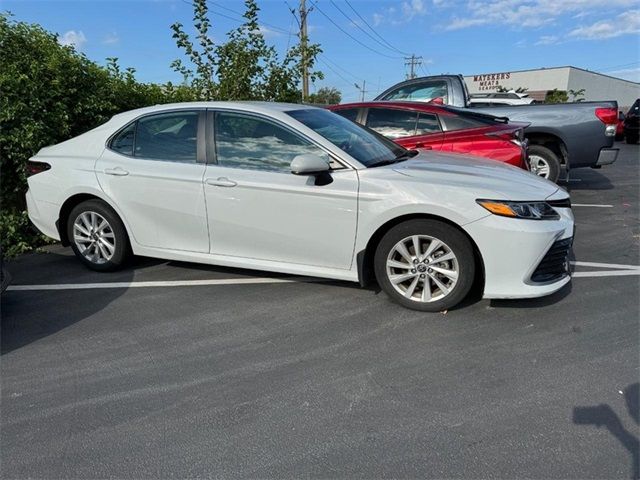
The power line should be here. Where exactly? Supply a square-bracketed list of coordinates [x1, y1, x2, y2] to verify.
[343, 0, 409, 56]
[197, 0, 290, 35]
[318, 57, 356, 86]
[313, 2, 402, 59]
[328, 0, 408, 57]
[320, 54, 360, 81]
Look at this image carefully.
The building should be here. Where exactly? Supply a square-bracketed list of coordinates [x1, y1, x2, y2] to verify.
[464, 66, 640, 110]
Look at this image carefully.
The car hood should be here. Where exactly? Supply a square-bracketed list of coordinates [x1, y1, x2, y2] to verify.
[390, 151, 561, 201]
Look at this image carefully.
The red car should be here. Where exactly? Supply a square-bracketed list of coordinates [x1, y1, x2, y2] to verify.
[328, 101, 530, 170]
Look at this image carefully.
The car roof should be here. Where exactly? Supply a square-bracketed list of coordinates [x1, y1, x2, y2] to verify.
[110, 101, 319, 123]
[330, 101, 457, 114]
[330, 101, 514, 125]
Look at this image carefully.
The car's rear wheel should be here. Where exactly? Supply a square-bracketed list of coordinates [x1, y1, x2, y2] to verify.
[67, 200, 129, 271]
[374, 220, 476, 312]
[528, 145, 560, 183]
[626, 134, 639, 144]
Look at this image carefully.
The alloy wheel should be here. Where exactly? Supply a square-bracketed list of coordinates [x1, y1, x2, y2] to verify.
[528, 154, 550, 178]
[73, 211, 116, 265]
[385, 235, 459, 303]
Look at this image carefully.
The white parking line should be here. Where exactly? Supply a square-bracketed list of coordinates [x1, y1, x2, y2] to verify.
[571, 261, 640, 270]
[571, 203, 614, 208]
[6, 277, 323, 292]
[572, 270, 640, 278]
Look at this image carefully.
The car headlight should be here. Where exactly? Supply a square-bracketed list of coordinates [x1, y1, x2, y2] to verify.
[476, 199, 560, 220]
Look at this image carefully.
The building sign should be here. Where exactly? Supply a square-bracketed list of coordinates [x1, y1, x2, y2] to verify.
[472, 72, 511, 91]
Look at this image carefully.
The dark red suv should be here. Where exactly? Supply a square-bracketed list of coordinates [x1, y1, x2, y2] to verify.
[329, 101, 530, 170]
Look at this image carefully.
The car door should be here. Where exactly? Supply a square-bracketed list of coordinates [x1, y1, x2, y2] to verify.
[203, 110, 359, 270]
[96, 110, 210, 252]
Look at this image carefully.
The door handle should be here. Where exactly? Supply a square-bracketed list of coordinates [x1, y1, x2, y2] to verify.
[206, 177, 237, 187]
[104, 167, 129, 176]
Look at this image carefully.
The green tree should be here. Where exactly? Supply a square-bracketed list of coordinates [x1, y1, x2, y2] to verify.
[170, 0, 217, 99]
[171, 0, 323, 102]
[568, 88, 586, 102]
[308, 86, 342, 104]
[545, 88, 569, 103]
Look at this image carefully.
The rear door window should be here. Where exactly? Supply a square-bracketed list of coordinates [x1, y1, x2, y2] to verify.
[365, 108, 418, 139]
[134, 112, 199, 162]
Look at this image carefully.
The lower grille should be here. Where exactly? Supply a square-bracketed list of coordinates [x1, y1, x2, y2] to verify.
[531, 237, 572, 283]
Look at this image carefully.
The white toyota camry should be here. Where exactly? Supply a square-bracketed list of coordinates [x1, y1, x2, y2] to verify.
[26, 102, 574, 311]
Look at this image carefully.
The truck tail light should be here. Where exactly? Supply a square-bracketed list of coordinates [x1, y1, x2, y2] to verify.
[26, 160, 51, 177]
[595, 107, 617, 125]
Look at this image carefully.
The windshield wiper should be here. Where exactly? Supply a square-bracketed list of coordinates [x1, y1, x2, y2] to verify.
[368, 149, 419, 168]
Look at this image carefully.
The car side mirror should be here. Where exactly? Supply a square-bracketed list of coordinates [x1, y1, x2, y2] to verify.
[290, 154, 331, 175]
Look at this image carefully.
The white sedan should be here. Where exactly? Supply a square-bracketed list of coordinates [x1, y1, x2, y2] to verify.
[26, 102, 574, 311]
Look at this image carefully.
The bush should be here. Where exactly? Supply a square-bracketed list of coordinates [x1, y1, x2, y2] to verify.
[0, 210, 54, 258]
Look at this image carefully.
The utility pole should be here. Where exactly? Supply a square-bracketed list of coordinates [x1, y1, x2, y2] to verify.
[404, 54, 423, 79]
[300, 0, 309, 102]
[354, 80, 367, 102]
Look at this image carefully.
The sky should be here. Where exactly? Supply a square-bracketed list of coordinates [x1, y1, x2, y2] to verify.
[3, 0, 639, 102]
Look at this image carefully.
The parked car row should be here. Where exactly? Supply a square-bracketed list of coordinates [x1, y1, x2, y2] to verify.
[373, 74, 621, 182]
[25, 101, 574, 312]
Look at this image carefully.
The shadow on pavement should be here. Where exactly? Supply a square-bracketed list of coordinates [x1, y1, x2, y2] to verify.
[0, 249, 140, 355]
[561, 168, 615, 191]
[489, 281, 572, 309]
[573, 383, 639, 480]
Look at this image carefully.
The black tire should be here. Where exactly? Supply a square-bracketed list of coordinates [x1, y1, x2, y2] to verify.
[374, 219, 476, 312]
[67, 199, 130, 272]
[528, 144, 561, 183]
[626, 134, 639, 144]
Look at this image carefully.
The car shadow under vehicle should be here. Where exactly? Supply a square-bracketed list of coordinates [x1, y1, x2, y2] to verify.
[560, 168, 614, 191]
[489, 281, 572, 309]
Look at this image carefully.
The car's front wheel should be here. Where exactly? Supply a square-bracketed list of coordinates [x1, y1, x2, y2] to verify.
[67, 199, 129, 271]
[374, 220, 476, 312]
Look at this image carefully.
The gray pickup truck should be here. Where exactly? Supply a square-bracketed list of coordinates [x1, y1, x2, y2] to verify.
[375, 74, 619, 182]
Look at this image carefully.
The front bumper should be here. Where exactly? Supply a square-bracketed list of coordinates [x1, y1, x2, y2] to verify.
[463, 207, 574, 299]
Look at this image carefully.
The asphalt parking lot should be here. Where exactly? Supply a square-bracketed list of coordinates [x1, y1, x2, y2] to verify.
[2, 143, 639, 479]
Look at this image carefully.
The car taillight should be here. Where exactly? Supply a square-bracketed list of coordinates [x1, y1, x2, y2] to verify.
[26, 160, 51, 176]
[595, 107, 617, 125]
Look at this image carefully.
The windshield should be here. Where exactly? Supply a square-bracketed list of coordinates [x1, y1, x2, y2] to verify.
[286, 108, 406, 167]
